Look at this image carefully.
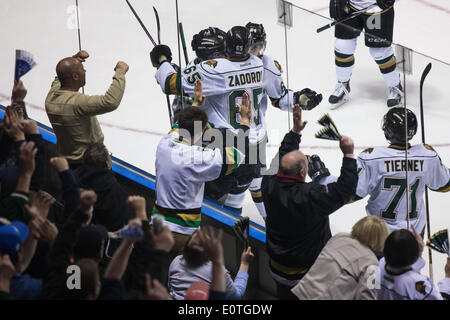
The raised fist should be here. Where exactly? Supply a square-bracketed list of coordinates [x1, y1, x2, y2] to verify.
[50, 157, 69, 173]
[339, 136, 354, 156]
[150, 44, 173, 68]
[21, 119, 39, 135]
[115, 61, 129, 73]
[73, 50, 90, 62]
[12, 80, 27, 102]
[127, 195, 147, 220]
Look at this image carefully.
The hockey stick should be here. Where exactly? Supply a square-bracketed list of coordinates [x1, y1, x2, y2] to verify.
[125, 0, 157, 46]
[419, 62, 434, 283]
[179, 22, 190, 65]
[153, 6, 174, 127]
[75, 0, 84, 94]
[316, 4, 377, 33]
[125, 1, 173, 126]
[153, 6, 161, 45]
[175, 0, 184, 111]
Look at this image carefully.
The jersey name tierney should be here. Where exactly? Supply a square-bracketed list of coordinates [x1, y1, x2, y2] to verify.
[384, 159, 424, 172]
[228, 71, 262, 88]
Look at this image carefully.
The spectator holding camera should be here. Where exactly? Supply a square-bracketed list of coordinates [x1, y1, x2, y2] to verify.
[262, 104, 358, 299]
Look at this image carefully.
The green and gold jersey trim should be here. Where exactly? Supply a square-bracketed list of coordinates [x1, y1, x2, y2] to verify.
[431, 171, 450, 193]
[224, 147, 241, 176]
[152, 205, 202, 229]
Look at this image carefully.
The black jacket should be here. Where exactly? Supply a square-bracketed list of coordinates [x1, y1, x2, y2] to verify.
[262, 131, 358, 275]
[40, 169, 81, 300]
[74, 165, 128, 231]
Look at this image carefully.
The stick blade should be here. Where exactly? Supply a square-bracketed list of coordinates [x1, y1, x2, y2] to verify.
[420, 63, 432, 88]
[153, 6, 161, 44]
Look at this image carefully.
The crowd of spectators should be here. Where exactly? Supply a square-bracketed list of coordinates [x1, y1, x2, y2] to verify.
[0, 50, 448, 301]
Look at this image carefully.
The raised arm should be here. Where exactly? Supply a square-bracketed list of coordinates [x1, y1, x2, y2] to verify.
[74, 62, 128, 116]
[310, 136, 358, 216]
[266, 104, 307, 175]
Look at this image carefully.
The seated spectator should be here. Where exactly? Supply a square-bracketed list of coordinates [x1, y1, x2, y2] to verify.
[378, 227, 450, 300]
[262, 104, 358, 299]
[191, 226, 236, 300]
[45, 50, 128, 167]
[168, 229, 254, 300]
[138, 226, 237, 301]
[291, 216, 389, 300]
[74, 142, 128, 231]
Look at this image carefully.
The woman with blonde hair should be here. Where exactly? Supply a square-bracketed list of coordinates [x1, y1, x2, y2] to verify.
[290, 216, 389, 300]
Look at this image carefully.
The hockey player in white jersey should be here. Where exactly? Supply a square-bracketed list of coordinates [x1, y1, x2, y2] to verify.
[355, 107, 450, 233]
[171, 27, 227, 118]
[154, 81, 252, 255]
[378, 228, 450, 300]
[244, 22, 323, 220]
[151, 26, 322, 216]
[150, 26, 264, 214]
[328, 0, 403, 107]
[151, 26, 264, 134]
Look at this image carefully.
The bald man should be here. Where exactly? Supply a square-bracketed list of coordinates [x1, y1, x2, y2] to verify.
[45, 50, 128, 165]
[261, 105, 358, 300]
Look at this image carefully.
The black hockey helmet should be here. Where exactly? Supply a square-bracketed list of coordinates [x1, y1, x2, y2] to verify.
[246, 22, 266, 42]
[246, 22, 267, 55]
[225, 26, 252, 59]
[382, 107, 418, 143]
[191, 27, 226, 61]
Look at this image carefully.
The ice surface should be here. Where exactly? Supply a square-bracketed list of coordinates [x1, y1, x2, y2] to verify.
[0, 0, 449, 285]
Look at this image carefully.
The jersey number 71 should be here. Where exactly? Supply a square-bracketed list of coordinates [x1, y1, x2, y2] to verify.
[381, 177, 420, 221]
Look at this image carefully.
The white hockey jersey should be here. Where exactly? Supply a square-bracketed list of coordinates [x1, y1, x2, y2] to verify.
[155, 56, 264, 140]
[155, 128, 244, 235]
[349, 0, 384, 13]
[261, 54, 294, 113]
[377, 257, 450, 300]
[356, 144, 450, 233]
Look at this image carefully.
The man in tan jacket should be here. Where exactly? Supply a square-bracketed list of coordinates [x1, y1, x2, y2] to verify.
[45, 50, 128, 166]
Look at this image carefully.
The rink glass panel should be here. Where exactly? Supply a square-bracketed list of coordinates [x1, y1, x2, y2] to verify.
[288, 1, 450, 284]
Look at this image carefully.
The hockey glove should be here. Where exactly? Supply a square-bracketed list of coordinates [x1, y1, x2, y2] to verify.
[232, 216, 250, 248]
[294, 88, 323, 111]
[329, 0, 351, 20]
[376, 0, 395, 10]
[150, 44, 173, 68]
[307, 154, 331, 182]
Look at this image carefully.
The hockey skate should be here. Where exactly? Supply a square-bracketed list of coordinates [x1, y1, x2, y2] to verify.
[329, 81, 350, 109]
[387, 83, 403, 107]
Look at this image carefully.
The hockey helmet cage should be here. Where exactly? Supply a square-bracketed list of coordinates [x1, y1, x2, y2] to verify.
[225, 26, 252, 59]
[382, 107, 418, 143]
[246, 22, 267, 55]
[191, 27, 226, 61]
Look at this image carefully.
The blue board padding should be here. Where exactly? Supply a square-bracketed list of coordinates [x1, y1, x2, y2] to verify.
[0, 104, 266, 243]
